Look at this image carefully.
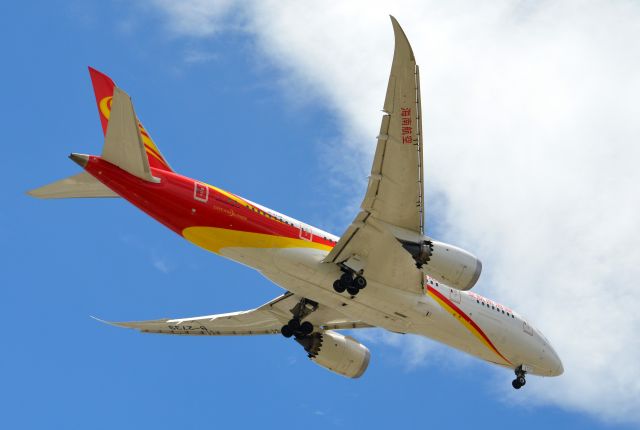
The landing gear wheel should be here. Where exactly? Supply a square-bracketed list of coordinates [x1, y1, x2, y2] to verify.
[354, 276, 367, 289]
[300, 321, 313, 335]
[333, 280, 346, 293]
[288, 318, 300, 332]
[281, 325, 293, 338]
[340, 272, 353, 286]
[347, 286, 359, 296]
[512, 365, 527, 390]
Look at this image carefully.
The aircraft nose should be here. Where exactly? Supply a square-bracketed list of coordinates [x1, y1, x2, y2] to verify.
[546, 345, 564, 376]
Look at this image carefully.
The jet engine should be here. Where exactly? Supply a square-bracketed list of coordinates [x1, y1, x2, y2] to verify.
[400, 238, 482, 291]
[295, 330, 370, 378]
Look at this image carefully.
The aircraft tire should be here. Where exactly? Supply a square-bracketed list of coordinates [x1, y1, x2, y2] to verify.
[288, 318, 300, 332]
[333, 280, 346, 293]
[281, 325, 294, 338]
[347, 286, 359, 296]
[340, 272, 353, 286]
[354, 276, 367, 289]
[300, 321, 314, 335]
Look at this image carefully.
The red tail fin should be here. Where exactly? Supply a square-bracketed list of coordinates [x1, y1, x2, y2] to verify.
[88, 67, 173, 172]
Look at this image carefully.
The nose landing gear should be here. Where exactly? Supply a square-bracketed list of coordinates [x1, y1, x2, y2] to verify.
[512, 365, 527, 389]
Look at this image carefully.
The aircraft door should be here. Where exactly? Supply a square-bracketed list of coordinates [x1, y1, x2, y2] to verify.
[299, 225, 313, 241]
[193, 181, 209, 203]
[523, 321, 534, 336]
[449, 288, 461, 304]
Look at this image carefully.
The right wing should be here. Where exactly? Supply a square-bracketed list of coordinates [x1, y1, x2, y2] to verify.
[361, 15, 424, 233]
[96, 292, 370, 336]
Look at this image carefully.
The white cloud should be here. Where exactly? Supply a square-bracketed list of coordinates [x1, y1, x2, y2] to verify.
[150, 0, 240, 37]
[183, 48, 219, 64]
[149, 0, 640, 423]
[152, 256, 171, 274]
[357, 328, 474, 371]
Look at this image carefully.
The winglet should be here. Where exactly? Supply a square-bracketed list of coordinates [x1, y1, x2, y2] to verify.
[91, 315, 147, 330]
[90, 315, 123, 328]
[389, 15, 415, 60]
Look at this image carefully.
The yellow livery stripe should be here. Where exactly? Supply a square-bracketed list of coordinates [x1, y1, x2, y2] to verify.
[183, 226, 332, 254]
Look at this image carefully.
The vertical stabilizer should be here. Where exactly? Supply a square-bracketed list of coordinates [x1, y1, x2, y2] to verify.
[88, 67, 173, 172]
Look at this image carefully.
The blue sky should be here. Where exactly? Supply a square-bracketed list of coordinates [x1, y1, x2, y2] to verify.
[2, 1, 637, 429]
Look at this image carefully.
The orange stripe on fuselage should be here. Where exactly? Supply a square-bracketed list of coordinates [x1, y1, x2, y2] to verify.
[428, 286, 512, 365]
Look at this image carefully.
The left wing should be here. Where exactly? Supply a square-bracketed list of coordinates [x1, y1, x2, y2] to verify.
[323, 17, 425, 294]
[96, 292, 370, 336]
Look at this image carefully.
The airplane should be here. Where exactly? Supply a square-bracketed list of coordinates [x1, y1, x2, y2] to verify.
[28, 16, 562, 389]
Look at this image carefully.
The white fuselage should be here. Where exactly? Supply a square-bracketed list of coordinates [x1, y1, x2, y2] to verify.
[217, 219, 563, 378]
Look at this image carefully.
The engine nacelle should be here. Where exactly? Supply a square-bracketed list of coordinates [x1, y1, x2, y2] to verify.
[401, 238, 482, 291]
[295, 330, 370, 378]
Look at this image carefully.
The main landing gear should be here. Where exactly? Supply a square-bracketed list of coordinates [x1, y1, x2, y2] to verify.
[512, 365, 527, 390]
[281, 318, 313, 338]
[332, 268, 367, 296]
[281, 297, 317, 339]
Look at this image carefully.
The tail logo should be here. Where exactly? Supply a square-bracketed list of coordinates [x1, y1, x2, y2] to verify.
[99, 96, 113, 120]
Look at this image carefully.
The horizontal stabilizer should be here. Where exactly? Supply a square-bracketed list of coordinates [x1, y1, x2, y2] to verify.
[27, 172, 119, 199]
